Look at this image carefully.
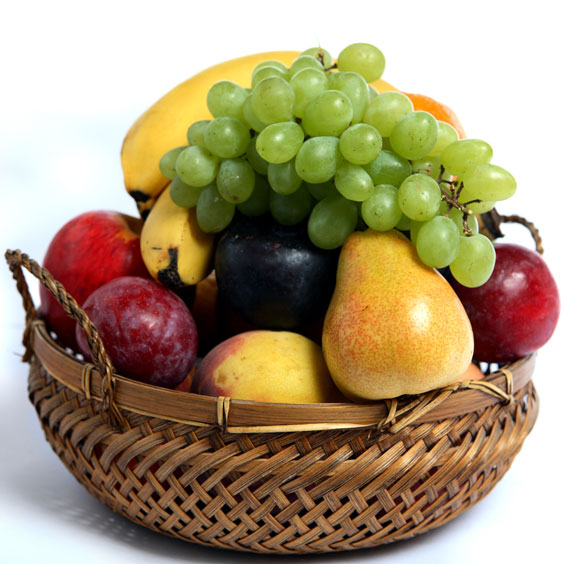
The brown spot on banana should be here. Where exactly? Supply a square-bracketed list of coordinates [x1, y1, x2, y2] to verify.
[140, 185, 215, 288]
[157, 248, 186, 290]
[129, 190, 151, 203]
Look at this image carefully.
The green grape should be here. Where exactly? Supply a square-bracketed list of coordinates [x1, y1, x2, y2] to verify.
[337, 43, 385, 82]
[242, 95, 267, 132]
[175, 146, 219, 187]
[327, 71, 369, 123]
[335, 161, 374, 201]
[465, 200, 497, 213]
[301, 47, 333, 68]
[364, 149, 411, 186]
[251, 76, 295, 124]
[440, 204, 479, 235]
[204, 116, 250, 159]
[438, 200, 450, 215]
[390, 111, 439, 160]
[196, 183, 235, 233]
[269, 184, 312, 225]
[428, 121, 459, 157]
[267, 159, 302, 195]
[395, 213, 411, 231]
[305, 180, 338, 200]
[411, 156, 441, 179]
[251, 65, 288, 88]
[256, 121, 304, 164]
[246, 136, 269, 175]
[398, 173, 441, 220]
[339, 123, 382, 165]
[363, 91, 413, 137]
[308, 195, 358, 249]
[289, 54, 324, 77]
[295, 136, 340, 183]
[169, 176, 204, 208]
[206, 81, 248, 122]
[289, 68, 328, 118]
[368, 85, 378, 100]
[416, 215, 460, 268]
[302, 90, 353, 137]
[440, 139, 493, 177]
[187, 120, 210, 147]
[450, 234, 496, 287]
[361, 184, 402, 231]
[159, 146, 188, 180]
[237, 174, 270, 217]
[252, 60, 288, 75]
[460, 163, 516, 202]
[409, 220, 426, 245]
[216, 159, 255, 203]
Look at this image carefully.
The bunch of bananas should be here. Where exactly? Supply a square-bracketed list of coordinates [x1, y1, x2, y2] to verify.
[121, 50, 395, 289]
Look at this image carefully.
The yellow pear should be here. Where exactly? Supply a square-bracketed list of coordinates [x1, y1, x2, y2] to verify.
[322, 229, 474, 400]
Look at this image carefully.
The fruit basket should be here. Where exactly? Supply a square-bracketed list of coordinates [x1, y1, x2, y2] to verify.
[6, 247, 539, 554]
[7, 42, 560, 556]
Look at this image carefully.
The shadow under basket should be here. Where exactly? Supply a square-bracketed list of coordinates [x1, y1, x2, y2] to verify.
[6, 249, 539, 555]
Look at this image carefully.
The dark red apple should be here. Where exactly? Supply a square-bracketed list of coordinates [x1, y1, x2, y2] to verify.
[40, 211, 149, 349]
[451, 243, 560, 363]
[75, 276, 198, 388]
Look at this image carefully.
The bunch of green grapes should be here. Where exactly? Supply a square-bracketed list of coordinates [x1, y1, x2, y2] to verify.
[158, 42, 517, 288]
[405, 139, 516, 287]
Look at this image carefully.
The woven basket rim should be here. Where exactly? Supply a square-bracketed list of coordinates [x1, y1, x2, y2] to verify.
[32, 319, 536, 434]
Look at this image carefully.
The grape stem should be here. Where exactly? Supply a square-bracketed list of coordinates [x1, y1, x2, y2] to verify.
[437, 165, 480, 236]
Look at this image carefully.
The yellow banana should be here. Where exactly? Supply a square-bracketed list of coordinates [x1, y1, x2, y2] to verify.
[122, 49, 396, 214]
[122, 51, 299, 211]
[136, 195, 159, 221]
[371, 79, 396, 93]
[140, 185, 215, 287]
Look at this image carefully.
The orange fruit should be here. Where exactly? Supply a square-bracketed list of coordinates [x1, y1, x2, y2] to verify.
[402, 92, 466, 139]
[369, 78, 466, 139]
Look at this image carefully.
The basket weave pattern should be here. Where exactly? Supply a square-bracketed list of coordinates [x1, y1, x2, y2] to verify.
[9, 249, 540, 554]
[29, 357, 537, 553]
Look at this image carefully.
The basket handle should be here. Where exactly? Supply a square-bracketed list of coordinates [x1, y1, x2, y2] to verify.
[480, 209, 544, 255]
[5, 249, 125, 428]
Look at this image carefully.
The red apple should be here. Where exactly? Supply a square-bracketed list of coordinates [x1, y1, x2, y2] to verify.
[451, 243, 560, 363]
[75, 276, 198, 388]
[40, 211, 149, 349]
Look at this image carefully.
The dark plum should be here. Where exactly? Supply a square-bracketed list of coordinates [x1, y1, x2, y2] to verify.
[215, 217, 339, 330]
[75, 276, 198, 388]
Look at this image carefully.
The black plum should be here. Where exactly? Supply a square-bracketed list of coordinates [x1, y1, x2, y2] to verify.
[215, 217, 339, 330]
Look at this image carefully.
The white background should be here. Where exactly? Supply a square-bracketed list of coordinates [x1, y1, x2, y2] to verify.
[1, 1, 563, 562]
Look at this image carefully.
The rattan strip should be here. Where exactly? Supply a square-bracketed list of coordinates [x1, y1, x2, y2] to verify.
[31, 320, 536, 433]
[27, 359, 539, 553]
[6, 249, 126, 427]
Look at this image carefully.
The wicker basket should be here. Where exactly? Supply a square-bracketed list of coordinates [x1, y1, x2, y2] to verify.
[5, 248, 539, 555]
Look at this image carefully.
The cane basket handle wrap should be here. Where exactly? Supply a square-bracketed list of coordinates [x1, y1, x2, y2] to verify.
[5, 249, 125, 428]
[480, 210, 544, 254]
